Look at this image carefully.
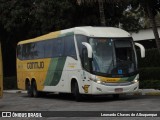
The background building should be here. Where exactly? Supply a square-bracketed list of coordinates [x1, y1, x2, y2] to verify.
[131, 27, 160, 49]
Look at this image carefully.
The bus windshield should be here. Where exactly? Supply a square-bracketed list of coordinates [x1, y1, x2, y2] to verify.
[89, 38, 137, 77]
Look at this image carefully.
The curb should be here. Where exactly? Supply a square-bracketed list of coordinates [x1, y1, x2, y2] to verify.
[130, 89, 160, 96]
[4, 90, 27, 94]
[131, 92, 160, 96]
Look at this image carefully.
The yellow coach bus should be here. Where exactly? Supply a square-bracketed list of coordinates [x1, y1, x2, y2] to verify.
[17, 27, 145, 101]
[0, 43, 3, 98]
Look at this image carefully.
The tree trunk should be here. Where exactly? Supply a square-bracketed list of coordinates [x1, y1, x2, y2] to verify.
[146, 1, 160, 52]
[98, 0, 106, 26]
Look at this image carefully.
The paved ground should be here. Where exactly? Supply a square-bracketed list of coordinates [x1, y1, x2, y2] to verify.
[0, 92, 160, 120]
[4, 89, 160, 95]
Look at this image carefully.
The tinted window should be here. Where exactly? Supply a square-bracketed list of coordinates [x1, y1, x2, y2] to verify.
[29, 43, 38, 59]
[35, 41, 45, 59]
[64, 35, 77, 59]
[17, 45, 22, 60]
[76, 35, 88, 57]
[21, 42, 44, 60]
[19, 35, 76, 60]
[44, 40, 54, 58]
[22, 43, 32, 59]
[54, 38, 64, 57]
[44, 38, 64, 58]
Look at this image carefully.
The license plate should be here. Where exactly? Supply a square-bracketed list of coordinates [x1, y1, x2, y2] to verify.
[115, 88, 123, 93]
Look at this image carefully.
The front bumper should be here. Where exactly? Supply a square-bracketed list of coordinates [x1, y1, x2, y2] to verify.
[91, 81, 139, 95]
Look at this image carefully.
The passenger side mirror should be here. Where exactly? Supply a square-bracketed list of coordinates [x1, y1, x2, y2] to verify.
[135, 42, 145, 58]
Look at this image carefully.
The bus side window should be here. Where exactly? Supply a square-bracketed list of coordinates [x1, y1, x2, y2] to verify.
[64, 35, 77, 59]
[56, 38, 64, 57]
[44, 40, 53, 58]
[17, 45, 22, 60]
[34, 41, 45, 59]
[22, 44, 30, 60]
[51, 38, 64, 58]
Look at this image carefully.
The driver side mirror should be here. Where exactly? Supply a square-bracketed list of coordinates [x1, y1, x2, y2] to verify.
[81, 42, 93, 72]
[82, 42, 93, 58]
[82, 48, 90, 71]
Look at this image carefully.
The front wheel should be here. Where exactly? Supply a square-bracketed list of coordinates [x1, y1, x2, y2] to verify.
[73, 82, 82, 102]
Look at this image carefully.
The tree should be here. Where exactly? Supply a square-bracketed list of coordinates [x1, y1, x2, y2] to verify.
[0, 0, 76, 76]
[0, 0, 148, 77]
[145, 0, 160, 52]
[76, 0, 127, 26]
[0, 0, 35, 76]
[121, 9, 143, 32]
[131, 0, 160, 52]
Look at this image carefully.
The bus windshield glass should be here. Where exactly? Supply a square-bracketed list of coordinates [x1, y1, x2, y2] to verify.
[89, 38, 137, 77]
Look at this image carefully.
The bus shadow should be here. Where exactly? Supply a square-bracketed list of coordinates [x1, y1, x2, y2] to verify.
[22, 93, 143, 103]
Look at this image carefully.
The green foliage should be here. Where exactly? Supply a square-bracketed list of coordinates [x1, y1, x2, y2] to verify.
[139, 80, 160, 89]
[139, 67, 160, 80]
[72, 2, 100, 26]
[0, 0, 33, 37]
[137, 48, 160, 89]
[0, 0, 77, 42]
[130, 0, 160, 51]
[137, 48, 160, 68]
[29, 0, 75, 35]
[0, 0, 158, 77]
[121, 14, 142, 32]
[3, 77, 17, 90]
[0, 0, 77, 76]
[141, 0, 160, 17]
[130, 0, 160, 17]
[0, 0, 143, 42]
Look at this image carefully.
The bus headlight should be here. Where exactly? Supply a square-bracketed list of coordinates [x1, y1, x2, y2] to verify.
[97, 80, 101, 84]
[95, 77, 102, 84]
[91, 76, 102, 84]
[135, 74, 139, 80]
[133, 79, 138, 83]
[132, 75, 139, 83]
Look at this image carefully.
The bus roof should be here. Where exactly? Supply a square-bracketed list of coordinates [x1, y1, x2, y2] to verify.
[18, 26, 131, 45]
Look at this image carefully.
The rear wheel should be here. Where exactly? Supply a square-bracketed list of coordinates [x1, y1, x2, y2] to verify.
[26, 81, 33, 97]
[32, 82, 39, 97]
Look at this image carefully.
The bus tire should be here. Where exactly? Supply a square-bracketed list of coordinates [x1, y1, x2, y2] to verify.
[32, 81, 39, 98]
[73, 82, 82, 102]
[26, 81, 33, 97]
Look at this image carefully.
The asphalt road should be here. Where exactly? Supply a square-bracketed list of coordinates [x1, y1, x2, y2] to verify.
[0, 93, 160, 120]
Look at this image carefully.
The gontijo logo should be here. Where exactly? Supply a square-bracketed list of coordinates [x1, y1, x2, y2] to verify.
[27, 61, 44, 69]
